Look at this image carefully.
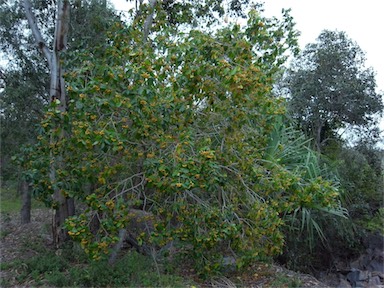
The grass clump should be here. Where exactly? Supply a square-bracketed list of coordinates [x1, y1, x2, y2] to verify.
[267, 273, 302, 288]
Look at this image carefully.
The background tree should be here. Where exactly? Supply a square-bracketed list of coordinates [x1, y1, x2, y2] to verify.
[283, 30, 383, 151]
[0, 1, 50, 185]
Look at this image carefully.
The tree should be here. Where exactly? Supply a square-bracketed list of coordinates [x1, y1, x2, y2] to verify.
[10, 0, 278, 241]
[0, 0, 55, 223]
[0, 1, 50, 184]
[21, 0, 74, 244]
[26, 8, 345, 275]
[283, 30, 383, 151]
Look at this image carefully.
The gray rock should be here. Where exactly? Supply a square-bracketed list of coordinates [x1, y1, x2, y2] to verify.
[354, 281, 365, 288]
[221, 256, 236, 272]
[368, 275, 382, 286]
[347, 269, 371, 286]
[347, 270, 361, 286]
[368, 260, 384, 274]
[351, 254, 371, 270]
[337, 278, 352, 288]
[351, 260, 362, 270]
[358, 270, 370, 281]
[372, 271, 384, 279]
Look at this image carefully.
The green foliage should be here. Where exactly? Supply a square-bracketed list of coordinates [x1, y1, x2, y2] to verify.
[123, 0, 262, 30]
[276, 29, 383, 272]
[358, 208, 384, 234]
[2, 244, 188, 287]
[0, 0, 121, 186]
[262, 116, 351, 272]
[263, 117, 346, 233]
[283, 30, 383, 150]
[338, 147, 383, 218]
[24, 8, 342, 276]
[277, 138, 383, 272]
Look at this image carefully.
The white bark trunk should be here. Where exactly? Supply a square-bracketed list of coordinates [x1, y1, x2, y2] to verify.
[22, 0, 73, 246]
[143, 0, 157, 41]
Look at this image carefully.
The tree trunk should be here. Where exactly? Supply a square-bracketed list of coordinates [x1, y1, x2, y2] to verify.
[143, 0, 157, 41]
[22, 0, 74, 246]
[51, 0, 74, 246]
[20, 179, 31, 224]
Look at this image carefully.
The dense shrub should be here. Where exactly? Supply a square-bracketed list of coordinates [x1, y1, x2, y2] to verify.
[25, 12, 344, 276]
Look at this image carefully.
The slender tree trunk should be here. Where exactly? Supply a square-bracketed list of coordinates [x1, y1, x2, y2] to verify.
[143, 0, 157, 41]
[22, 0, 74, 246]
[51, 0, 75, 246]
[20, 179, 31, 224]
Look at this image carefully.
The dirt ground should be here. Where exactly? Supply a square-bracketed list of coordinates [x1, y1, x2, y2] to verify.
[0, 209, 52, 285]
[0, 209, 331, 287]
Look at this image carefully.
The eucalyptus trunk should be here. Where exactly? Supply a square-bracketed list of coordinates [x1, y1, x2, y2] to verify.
[22, 0, 74, 246]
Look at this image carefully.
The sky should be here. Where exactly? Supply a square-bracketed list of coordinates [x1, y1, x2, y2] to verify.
[112, 0, 384, 132]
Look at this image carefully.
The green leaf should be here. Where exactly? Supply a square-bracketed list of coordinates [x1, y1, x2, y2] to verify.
[76, 101, 84, 110]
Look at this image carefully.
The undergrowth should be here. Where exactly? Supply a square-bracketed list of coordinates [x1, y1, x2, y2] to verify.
[358, 207, 384, 234]
[0, 242, 192, 287]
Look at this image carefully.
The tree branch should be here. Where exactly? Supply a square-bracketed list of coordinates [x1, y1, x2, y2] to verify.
[54, 0, 70, 51]
[21, 0, 52, 69]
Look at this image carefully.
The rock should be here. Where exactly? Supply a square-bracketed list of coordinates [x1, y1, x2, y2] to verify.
[347, 269, 370, 286]
[358, 270, 371, 281]
[345, 239, 384, 287]
[368, 259, 384, 274]
[347, 270, 360, 286]
[351, 254, 371, 270]
[372, 271, 384, 279]
[317, 271, 340, 287]
[337, 278, 352, 288]
[368, 275, 382, 286]
[354, 281, 365, 288]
